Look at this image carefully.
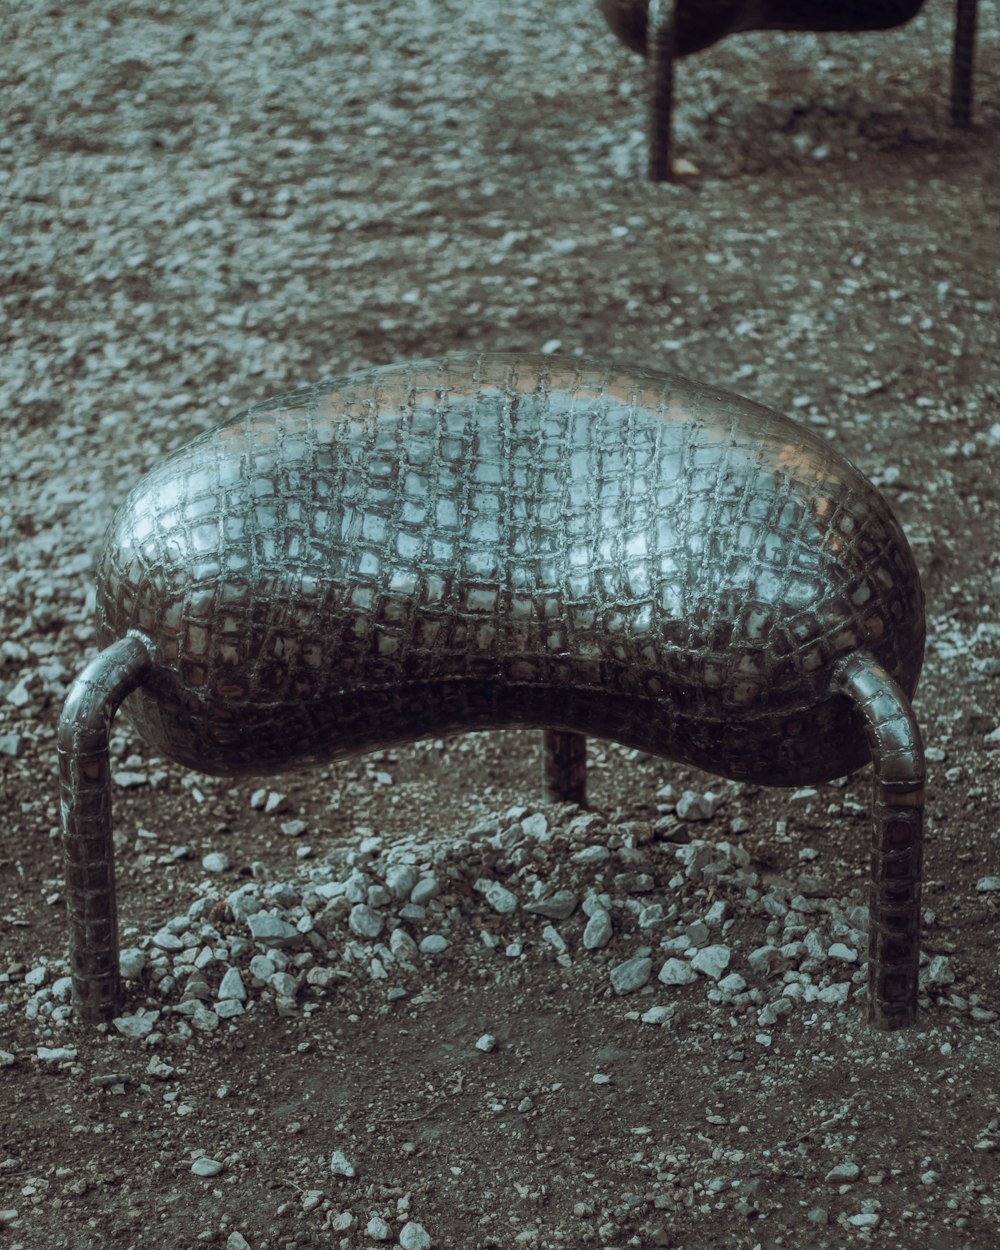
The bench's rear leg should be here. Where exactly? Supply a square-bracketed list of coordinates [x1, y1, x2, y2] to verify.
[58, 635, 153, 1023]
[542, 729, 588, 806]
[950, 0, 978, 127]
[833, 652, 925, 1031]
[647, 0, 677, 181]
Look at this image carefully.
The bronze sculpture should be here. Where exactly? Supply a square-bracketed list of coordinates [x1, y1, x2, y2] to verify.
[597, 0, 980, 179]
[59, 354, 926, 1030]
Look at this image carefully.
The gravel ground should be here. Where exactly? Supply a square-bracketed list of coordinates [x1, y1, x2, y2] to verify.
[1, 2, 999, 1248]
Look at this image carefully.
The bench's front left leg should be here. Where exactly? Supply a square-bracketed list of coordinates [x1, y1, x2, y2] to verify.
[58, 634, 153, 1023]
[833, 652, 925, 1031]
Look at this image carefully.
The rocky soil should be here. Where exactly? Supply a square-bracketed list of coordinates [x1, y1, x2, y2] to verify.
[1, 1, 999, 1248]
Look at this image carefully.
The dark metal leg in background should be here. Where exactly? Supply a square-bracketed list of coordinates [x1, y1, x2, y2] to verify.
[58, 634, 153, 1023]
[950, 0, 978, 127]
[542, 729, 588, 806]
[834, 652, 925, 1031]
[647, 0, 676, 181]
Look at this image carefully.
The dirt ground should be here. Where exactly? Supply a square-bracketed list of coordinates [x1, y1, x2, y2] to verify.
[1, 2, 999, 1248]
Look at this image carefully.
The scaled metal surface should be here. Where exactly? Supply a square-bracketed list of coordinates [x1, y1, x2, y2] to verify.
[60, 354, 927, 1029]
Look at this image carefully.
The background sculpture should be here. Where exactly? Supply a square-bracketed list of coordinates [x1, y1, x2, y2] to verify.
[598, 0, 980, 179]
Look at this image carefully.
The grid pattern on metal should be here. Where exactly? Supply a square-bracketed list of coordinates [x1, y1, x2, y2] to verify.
[95, 354, 924, 786]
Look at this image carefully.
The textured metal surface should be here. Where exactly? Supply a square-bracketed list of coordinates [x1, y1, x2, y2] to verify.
[597, 0, 977, 179]
[61, 353, 927, 1026]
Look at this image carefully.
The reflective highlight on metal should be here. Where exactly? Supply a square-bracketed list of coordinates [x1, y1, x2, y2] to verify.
[597, 0, 979, 180]
[60, 353, 926, 1029]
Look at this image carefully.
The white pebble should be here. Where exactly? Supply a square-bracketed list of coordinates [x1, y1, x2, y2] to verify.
[191, 1157, 224, 1177]
[330, 1149, 356, 1177]
[218, 967, 247, 1002]
[399, 1220, 432, 1249]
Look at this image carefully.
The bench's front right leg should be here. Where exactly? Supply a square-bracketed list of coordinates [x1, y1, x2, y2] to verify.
[59, 634, 153, 1023]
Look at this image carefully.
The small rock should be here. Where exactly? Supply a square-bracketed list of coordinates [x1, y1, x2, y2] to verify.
[112, 1010, 159, 1039]
[301, 1190, 324, 1211]
[0, 1050, 16, 1066]
[975, 876, 1000, 893]
[264, 790, 290, 814]
[926, 955, 956, 986]
[418, 934, 449, 954]
[757, 997, 793, 1027]
[807, 1207, 829, 1225]
[410, 876, 440, 906]
[36, 1047, 77, 1063]
[747, 945, 781, 974]
[828, 942, 858, 963]
[385, 865, 417, 899]
[572, 845, 610, 864]
[218, 967, 247, 1002]
[817, 983, 851, 1006]
[676, 790, 722, 821]
[190, 1004, 220, 1032]
[191, 1157, 224, 1177]
[610, 956, 653, 994]
[280, 819, 308, 837]
[399, 1220, 432, 1250]
[849, 1213, 880, 1228]
[330, 1150, 356, 1177]
[367, 1214, 392, 1240]
[227, 1234, 251, 1250]
[475, 1034, 497, 1052]
[582, 908, 613, 949]
[690, 944, 731, 980]
[112, 770, 148, 788]
[329, 1211, 355, 1232]
[0, 733, 23, 757]
[119, 947, 146, 979]
[348, 904, 384, 939]
[524, 890, 578, 920]
[202, 852, 229, 873]
[658, 958, 697, 986]
[474, 878, 518, 914]
[246, 913, 301, 948]
[825, 1162, 860, 1184]
[521, 812, 549, 839]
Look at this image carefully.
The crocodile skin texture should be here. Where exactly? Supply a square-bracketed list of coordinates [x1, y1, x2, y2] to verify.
[95, 353, 925, 787]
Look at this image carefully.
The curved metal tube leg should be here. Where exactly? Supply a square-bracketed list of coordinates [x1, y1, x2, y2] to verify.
[833, 652, 924, 1031]
[950, 0, 978, 127]
[647, 0, 676, 182]
[58, 635, 153, 1023]
[542, 729, 588, 806]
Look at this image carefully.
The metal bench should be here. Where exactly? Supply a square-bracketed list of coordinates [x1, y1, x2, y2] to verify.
[60, 354, 926, 1030]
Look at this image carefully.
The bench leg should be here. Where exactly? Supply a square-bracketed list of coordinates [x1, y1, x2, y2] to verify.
[58, 635, 153, 1023]
[950, 0, 978, 127]
[833, 653, 925, 1031]
[542, 729, 588, 806]
[647, 0, 677, 181]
